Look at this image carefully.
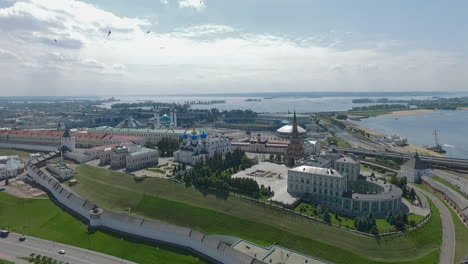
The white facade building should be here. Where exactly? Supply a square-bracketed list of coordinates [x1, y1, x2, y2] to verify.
[0, 155, 23, 180]
[288, 165, 402, 217]
[100, 145, 158, 171]
[60, 129, 76, 151]
[174, 130, 231, 165]
[333, 157, 360, 181]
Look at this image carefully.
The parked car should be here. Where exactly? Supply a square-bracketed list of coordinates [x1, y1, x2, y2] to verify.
[58, 249, 66, 254]
[0, 230, 9, 238]
[19, 236, 26, 241]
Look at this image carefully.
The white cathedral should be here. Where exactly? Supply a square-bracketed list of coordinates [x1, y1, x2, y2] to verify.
[173, 128, 231, 165]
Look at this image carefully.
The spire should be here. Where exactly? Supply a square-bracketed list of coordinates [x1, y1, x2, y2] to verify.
[63, 124, 71, 138]
[292, 110, 298, 133]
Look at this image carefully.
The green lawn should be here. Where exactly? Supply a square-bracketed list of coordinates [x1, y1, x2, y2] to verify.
[70, 164, 443, 264]
[0, 192, 205, 264]
[0, 148, 32, 157]
[415, 183, 468, 263]
[0, 258, 15, 264]
[432, 176, 468, 199]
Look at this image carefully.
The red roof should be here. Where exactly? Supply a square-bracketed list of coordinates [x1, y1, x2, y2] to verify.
[0, 130, 143, 142]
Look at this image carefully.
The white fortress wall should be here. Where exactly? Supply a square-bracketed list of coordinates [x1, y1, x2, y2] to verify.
[27, 159, 257, 264]
[0, 142, 57, 152]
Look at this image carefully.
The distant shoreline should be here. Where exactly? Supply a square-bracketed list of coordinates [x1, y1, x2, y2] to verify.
[380, 109, 435, 117]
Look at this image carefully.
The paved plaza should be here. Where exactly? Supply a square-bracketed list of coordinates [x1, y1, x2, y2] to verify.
[232, 162, 301, 205]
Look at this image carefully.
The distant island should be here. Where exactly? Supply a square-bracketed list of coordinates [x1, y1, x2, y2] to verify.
[352, 97, 468, 110]
[245, 98, 262, 102]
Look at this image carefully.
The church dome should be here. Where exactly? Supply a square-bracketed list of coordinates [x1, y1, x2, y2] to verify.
[183, 133, 188, 139]
[200, 132, 207, 139]
[191, 134, 198, 140]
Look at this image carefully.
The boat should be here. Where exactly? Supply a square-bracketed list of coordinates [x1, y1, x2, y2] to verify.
[425, 129, 446, 153]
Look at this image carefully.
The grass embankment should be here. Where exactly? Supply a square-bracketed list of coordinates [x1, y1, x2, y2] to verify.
[432, 176, 468, 199]
[0, 192, 205, 264]
[0, 258, 14, 264]
[0, 148, 32, 157]
[414, 183, 468, 263]
[70, 164, 442, 264]
[447, 201, 468, 263]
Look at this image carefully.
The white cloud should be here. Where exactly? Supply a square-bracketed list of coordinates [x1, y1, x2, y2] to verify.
[160, 0, 169, 5]
[0, 0, 466, 96]
[179, 0, 205, 11]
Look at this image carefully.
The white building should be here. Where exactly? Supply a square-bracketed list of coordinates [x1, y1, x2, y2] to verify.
[46, 162, 75, 180]
[288, 165, 402, 217]
[174, 129, 231, 165]
[399, 152, 429, 183]
[100, 145, 158, 171]
[304, 140, 321, 156]
[288, 166, 347, 206]
[0, 155, 23, 180]
[333, 157, 360, 181]
[60, 128, 76, 151]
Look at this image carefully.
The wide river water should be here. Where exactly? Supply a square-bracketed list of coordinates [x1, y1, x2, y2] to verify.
[351, 110, 468, 159]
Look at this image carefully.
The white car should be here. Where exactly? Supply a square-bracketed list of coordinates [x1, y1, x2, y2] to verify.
[58, 249, 66, 255]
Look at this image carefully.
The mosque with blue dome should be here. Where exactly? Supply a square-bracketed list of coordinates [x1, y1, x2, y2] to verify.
[153, 106, 178, 129]
[173, 127, 231, 165]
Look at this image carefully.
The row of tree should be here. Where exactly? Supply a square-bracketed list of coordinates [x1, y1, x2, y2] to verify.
[386, 211, 410, 231]
[180, 150, 273, 198]
[354, 212, 378, 235]
[145, 137, 181, 157]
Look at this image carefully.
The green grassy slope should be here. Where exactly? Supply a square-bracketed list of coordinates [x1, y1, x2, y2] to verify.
[70, 164, 442, 264]
[0, 192, 205, 264]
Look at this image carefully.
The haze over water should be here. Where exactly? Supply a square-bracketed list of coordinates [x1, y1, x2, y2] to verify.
[352, 110, 468, 159]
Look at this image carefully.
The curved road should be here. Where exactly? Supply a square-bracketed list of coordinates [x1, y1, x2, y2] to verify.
[0, 232, 136, 264]
[411, 185, 455, 264]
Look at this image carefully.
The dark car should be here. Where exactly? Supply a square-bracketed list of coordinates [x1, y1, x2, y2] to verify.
[19, 236, 26, 241]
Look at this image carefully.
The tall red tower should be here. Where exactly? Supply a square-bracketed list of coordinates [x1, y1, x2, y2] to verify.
[284, 111, 305, 166]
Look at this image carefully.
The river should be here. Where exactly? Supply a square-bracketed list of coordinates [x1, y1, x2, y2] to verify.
[351, 110, 468, 159]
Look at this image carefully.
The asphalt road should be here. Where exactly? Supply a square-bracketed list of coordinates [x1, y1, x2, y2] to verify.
[0, 232, 136, 264]
[410, 185, 455, 264]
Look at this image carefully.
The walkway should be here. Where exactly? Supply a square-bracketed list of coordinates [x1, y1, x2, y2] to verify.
[410, 184, 455, 264]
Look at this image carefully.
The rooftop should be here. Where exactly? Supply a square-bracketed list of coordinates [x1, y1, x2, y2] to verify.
[290, 165, 344, 178]
[89, 126, 186, 134]
[335, 157, 359, 165]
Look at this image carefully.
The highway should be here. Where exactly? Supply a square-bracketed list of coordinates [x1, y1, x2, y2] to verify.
[410, 185, 455, 264]
[338, 147, 468, 169]
[0, 233, 136, 264]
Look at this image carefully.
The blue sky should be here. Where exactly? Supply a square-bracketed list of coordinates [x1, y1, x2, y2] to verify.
[0, 0, 467, 95]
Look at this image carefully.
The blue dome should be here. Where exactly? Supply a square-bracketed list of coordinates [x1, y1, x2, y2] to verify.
[201, 132, 207, 138]
[191, 134, 198, 140]
[160, 114, 171, 121]
[182, 133, 188, 139]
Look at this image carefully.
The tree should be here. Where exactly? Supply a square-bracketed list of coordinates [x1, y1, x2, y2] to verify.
[269, 154, 274, 160]
[144, 140, 155, 149]
[323, 209, 331, 224]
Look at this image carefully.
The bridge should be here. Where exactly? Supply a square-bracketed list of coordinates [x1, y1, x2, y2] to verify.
[337, 147, 468, 170]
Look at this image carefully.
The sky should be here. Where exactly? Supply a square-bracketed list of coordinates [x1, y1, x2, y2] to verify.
[0, 0, 467, 96]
